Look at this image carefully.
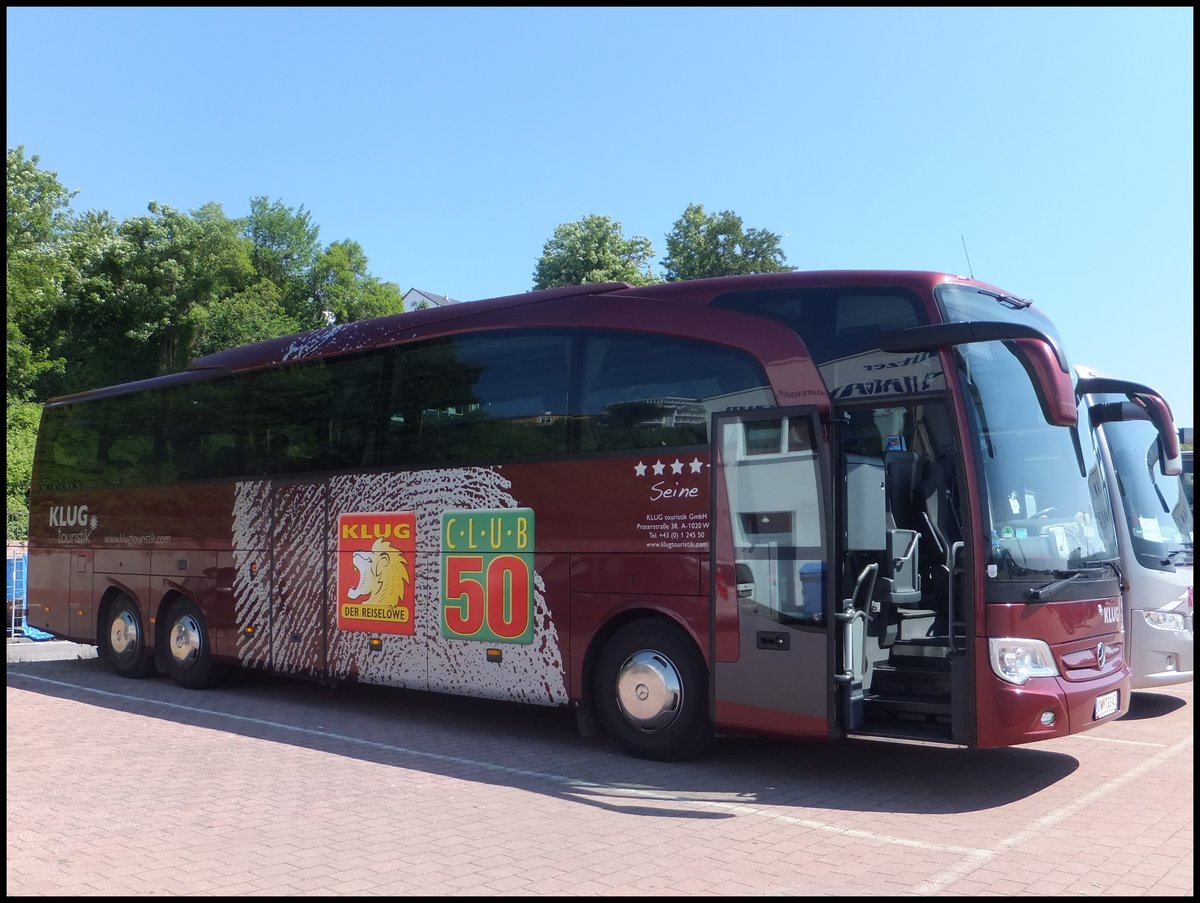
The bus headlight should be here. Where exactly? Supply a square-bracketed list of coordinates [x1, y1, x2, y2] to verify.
[988, 637, 1059, 685]
[1143, 611, 1187, 631]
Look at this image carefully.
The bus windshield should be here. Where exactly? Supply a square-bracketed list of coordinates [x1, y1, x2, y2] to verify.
[938, 285, 1118, 579]
[1105, 418, 1194, 569]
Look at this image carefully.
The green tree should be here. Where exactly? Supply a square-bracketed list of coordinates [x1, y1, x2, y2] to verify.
[532, 214, 659, 289]
[662, 203, 793, 282]
[311, 239, 405, 324]
[5, 400, 41, 539]
[111, 201, 256, 376]
[6, 147, 75, 537]
[5, 148, 414, 538]
[6, 146, 76, 400]
[245, 196, 321, 327]
[199, 278, 302, 356]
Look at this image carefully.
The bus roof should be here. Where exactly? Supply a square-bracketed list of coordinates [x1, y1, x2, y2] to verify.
[46, 269, 1009, 406]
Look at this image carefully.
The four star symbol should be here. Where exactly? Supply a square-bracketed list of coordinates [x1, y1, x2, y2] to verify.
[635, 458, 707, 477]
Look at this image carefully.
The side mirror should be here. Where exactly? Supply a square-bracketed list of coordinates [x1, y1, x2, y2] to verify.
[1135, 393, 1182, 476]
[1080, 376, 1182, 477]
[1006, 338, 1077, 428]
[880, 321, 1076, 428]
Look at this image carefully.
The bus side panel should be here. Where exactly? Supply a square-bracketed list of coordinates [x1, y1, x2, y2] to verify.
[151, 549, 220, 644]
[318, 469, 569, 705]
[713, 699, 828, 741]
[27, 548, 72, 639]
[231, 480, 273, 668]
[69, 551, 94, 641]
[426, 552, 571, 701]
[270, 481, 328, 680]
[570, 553, 703, 598]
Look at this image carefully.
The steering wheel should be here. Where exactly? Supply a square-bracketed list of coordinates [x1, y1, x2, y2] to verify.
[1032, 506, 1057, 518]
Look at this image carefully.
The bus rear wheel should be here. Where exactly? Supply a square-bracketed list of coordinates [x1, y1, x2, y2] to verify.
[163, 598, 226, 690]
[594, 619, 712, 762]
[102, 594, 156, 678]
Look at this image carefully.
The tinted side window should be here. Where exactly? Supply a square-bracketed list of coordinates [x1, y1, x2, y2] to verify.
[36, 403, 102, 491]
[246, 351, 385, 475]
[712, 288, 926, 364]
[36, 392, 166, 490]
[165, 376, 248, 481]
[380, 332, 572, 466]
[578, 333, 773, 451]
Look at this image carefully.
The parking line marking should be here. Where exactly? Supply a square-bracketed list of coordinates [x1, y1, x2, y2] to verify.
[10, 673, 983, 855]
[15, 671, 1188, 874]
[910, 732, 1193, 895]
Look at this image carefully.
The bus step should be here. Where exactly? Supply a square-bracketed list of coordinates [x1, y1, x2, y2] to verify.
[869, 663, 951, 700]
[888, 637, 954, 670]
[851, 716, 956, 744]
[868, 691, 950, 720]
[864, 694, 953, 720]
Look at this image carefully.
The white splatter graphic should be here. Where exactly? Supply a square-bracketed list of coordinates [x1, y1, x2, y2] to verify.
[280, 321, 380, 362]
[231, 468, 567, 706]
[232, 480, 272, 668]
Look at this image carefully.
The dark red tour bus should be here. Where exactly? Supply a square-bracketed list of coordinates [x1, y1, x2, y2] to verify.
[26, 271, 1130, 760]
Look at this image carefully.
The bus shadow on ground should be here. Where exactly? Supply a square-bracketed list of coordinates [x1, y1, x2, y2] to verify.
[9, 656, 1110, 821]
[1121, 689, 1188, 721]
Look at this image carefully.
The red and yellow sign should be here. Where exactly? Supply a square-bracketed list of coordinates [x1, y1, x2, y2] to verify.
[337, 512, 416, 635]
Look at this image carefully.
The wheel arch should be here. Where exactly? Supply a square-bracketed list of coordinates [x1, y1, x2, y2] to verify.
[580, 605, 706, 714]
[96, 584, 149, 662]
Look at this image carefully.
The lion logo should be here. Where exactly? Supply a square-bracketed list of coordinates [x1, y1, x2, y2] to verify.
[347, 538, 411, 608]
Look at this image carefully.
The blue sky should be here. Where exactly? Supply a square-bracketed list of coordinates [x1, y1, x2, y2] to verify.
[7, 7, 1194, 427]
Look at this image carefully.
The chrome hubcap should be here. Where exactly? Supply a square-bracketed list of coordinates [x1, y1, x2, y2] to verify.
[615, 649, 683, 732]
[169, 614, 202, 670]
[109, 610, 140, 660]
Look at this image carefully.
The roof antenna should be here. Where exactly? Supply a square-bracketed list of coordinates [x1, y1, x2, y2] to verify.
[960, 235, 974, 279]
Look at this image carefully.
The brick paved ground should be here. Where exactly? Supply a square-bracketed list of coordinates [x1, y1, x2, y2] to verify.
[6, 652, 1193, 896]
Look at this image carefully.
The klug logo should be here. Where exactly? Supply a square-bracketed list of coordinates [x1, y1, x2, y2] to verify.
[49, 504, 91, 528]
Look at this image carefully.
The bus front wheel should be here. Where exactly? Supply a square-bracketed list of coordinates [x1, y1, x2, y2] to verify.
[102, 594, 156, 678]
[593, 619, 712, 762]
[163, 598, 226, 690]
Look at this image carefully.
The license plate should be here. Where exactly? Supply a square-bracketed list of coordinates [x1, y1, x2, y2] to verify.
[1093, 690, 1119, 719]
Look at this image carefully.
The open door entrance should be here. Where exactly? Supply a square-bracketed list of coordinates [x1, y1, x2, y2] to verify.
[833, 401, 971, 745]
[711, 408, 834, 740]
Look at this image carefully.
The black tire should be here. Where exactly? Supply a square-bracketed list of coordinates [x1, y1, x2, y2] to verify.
[162, 597, 226, 690]
[102, 594, 156, 678]
[593, 619, 712, 762]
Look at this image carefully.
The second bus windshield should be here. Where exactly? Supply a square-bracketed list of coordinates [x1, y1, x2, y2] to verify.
[1104, 418, 1194, 569]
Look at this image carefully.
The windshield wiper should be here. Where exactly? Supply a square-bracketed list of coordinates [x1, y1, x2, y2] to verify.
[1025, 572, 1084, 602]
[1102, 558, 1125, 589]
[1024, 565, 1112, 602]
[976, 289, 1033, 310]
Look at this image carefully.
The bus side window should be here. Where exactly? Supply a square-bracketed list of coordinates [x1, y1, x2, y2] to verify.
[578, 333, 772, 452]
[380, 332, 571, 467]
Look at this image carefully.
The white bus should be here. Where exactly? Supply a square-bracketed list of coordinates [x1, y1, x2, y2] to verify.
[1182, 448, 1194, 518]
[1077, 367, 1193, 689]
